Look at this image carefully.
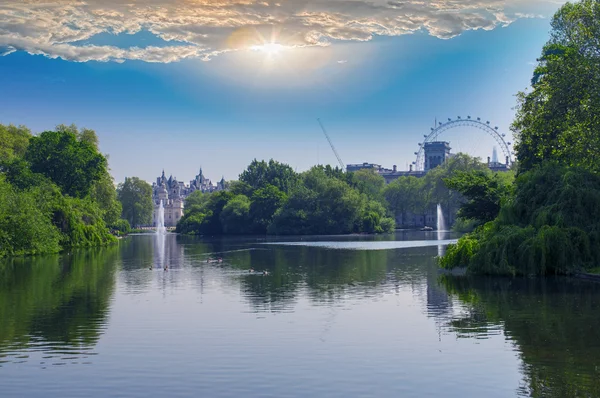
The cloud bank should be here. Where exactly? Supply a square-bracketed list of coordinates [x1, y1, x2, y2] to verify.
[0, 0, 553, 63]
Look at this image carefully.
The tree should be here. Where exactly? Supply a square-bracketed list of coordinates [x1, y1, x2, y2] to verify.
[0, 124, 31, 160]
[25, 130, 107, 198]
[249, 185, 287, 233]
[383, 176, 423, 225]
[239, 159, 298, 194]
[513, 0, 600, 172]
[351, 169, 386, 201]
[220, 195, 251, 234]
[176, 190, 235, 235]
[117, 177, 153, 227]
[55, 124, 100, 150]
[443, 170, 514, 226]
[90, 171, 122, 225]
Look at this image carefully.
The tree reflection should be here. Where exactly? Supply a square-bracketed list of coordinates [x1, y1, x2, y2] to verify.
[0, 246, 118, 358]
[441, 276, 600, 397]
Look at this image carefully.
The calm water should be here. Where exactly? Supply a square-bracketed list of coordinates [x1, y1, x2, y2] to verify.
[1, 231, 599, 397]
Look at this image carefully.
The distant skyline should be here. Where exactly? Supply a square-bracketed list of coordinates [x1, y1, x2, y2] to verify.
[0, 0, 565, 183]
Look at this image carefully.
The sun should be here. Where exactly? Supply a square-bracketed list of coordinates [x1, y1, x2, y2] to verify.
[250, 42, 286, 56]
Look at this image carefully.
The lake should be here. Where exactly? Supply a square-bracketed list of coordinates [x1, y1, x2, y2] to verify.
[1, 231, 599, 397]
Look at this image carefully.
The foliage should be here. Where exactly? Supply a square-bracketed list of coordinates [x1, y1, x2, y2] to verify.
[50, 194, 117, 248]
[249, 185, 287, 233]
[441, 163, 600, 275]
[0, 124, 31, 160]
[441, 1, 600, 276]
[0, 177, 62, 257]
[239, 159, 298, 194]
[0, 122, 121, 258]
[269, 167, 394, 235]
[178, 162, 394, 236]
[443, 169, 514, 226]
[108, 219, 131, 235]
[220, 195, 251, 234]
[351, 169, 386, 202]
[117, 177, 153, 227]
[90, 170, 122, 225]
[513, 0, 600, 172]
[383, 153, 488, 227]
[384, 176, 424, 226]
[25, 130, 107, 198]
[176, 190, 235, 235]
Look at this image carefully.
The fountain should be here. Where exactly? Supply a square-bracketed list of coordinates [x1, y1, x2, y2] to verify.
[437, 204, 446, 238]
[155, 200, 166, 270]
[156, 200, 166, 235]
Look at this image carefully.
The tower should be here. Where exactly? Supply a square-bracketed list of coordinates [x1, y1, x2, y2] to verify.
[424, 141, 451, 171]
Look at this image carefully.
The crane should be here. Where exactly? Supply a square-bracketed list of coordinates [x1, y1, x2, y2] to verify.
[317, 118, 346, 172]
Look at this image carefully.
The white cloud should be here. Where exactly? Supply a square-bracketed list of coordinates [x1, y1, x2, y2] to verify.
[0, 0, 557, 63]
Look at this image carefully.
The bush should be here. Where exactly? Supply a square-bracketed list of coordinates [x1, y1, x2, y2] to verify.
[109, 219, 131, 235]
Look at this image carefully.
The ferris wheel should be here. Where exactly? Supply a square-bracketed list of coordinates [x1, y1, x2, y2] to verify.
[413, 116, 514, 171]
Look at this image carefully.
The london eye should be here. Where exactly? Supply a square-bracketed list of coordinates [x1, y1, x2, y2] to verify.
[413, 116, 514, 171]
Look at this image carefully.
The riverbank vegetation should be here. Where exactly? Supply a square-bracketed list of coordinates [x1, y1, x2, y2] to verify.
[177, 160, 396, 235]
[0, 124, 129, 257]
[177, 155, 490, 236]
[440, 0, 600, 276]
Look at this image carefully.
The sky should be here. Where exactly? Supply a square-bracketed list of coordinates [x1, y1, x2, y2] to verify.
[0, 0, 565, 185]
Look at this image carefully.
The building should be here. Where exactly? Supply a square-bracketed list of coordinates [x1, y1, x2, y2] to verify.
[424, 141, 452, 171]
[487, 147, 510, 172]
[151, 169, 226, 227]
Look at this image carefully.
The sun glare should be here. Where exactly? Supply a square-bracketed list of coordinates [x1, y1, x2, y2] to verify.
[250, 42, 286, 56]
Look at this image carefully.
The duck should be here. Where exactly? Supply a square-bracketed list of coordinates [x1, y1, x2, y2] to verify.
[217, 258, 223, 263]
[249, 268, 255, 273]
[164, 265, 169, 271]
[262, 270, 269, 276]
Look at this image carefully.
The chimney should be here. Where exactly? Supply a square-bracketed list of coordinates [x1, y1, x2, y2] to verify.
[409, 164, 413, 172]
[506, 156, 509, 165]
[393, 165, 397, 172]
[487, 156, 491, 165]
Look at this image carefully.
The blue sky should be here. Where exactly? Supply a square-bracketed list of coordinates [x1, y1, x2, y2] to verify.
[0, 0, 563, 184]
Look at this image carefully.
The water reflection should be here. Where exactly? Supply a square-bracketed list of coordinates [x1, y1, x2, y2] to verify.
[0, 247, 118, 367]
[442, 276, 600, 397]
[2, 233, 600, 398]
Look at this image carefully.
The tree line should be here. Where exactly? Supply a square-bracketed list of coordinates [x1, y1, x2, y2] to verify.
[440, 0, 600, 276]
[176, 155, 495, 236]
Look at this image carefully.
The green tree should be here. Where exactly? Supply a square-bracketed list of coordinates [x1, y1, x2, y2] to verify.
[249, 184, 287, 233]
[239, 159, 298, 194]
[0, 124, 31, 160]
[90, 171, 122, 225]
[55, 123, 99, 150]
[117, 177, 153, 227]
[220, 195, 251, 234]
[383, 176, 424, 226]
[184, 190, 210, 210]
[0, 177, 62, 257]
[513, 0, 600, 172]
[351, 169, 386, 201]
[176, 190, 235, 235]
[443, 170, 514, 226]
[25, 130, 107, 198]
